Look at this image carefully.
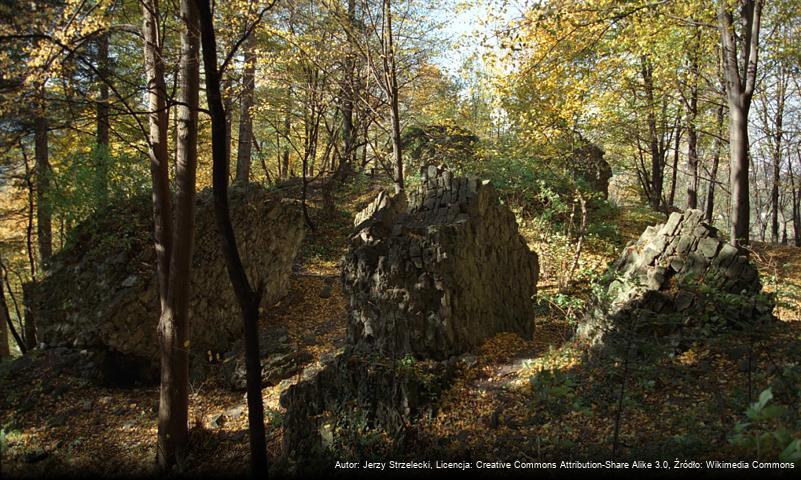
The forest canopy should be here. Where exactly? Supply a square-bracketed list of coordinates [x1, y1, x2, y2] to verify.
[1, 0, 800, 477]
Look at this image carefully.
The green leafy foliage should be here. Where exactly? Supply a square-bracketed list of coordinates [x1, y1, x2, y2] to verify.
[528, 368, 590, 420]
[730, 388, 801, 460]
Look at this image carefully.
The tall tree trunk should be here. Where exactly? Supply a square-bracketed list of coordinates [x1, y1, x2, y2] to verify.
[235, 32, 257, 185]
[641, 57, 662, 209]
[195, 1, 268, 476]
[34, 113, 51, 267]
[790, 157, 800, 247]
[728, 103, 751, 244]
[769, 72, 785, 243]
[96, 30, 110, 203]
[718, 0, 763, 246]
[340, 0, 357, 177]
[380, 0, 403, 191]
[157, 0, 200, 471]
[686, 33, 700, 210]
[668, 115, 681, 207]
[281, 88, 292, 179]
[0, 281, 10, 357]
[142, 0, 173, 314]
[0, 256, 25, 355]
[706, 105, 724, 223]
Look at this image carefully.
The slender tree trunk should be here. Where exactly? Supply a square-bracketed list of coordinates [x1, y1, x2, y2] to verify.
[686, 55, 700, 208]
[157, 0, 200, 471]
[235, 32, 257, 185]
[382, 0, 403, 191]
[642, 57, 662, 209]
[0, 281, 10, 357]
[142, 0, 173, 313]
[718, 0, 763, 246]
[34, 114, 51, 266]
[223, 76, 234, 178]
[195, 1, 268, 476]
[706, 105, 724, 223]
[770, 73, 785, 243]
[0, 257, 25, 355]
[790, 159, 800, 246]
[728, 103, 750, 244]
[668, 116, 681, 208]
[281, 88, 292, 179]
[686, 124, 698, 209]
[96, 30, 110, 203]
[340, 0, 356, 177]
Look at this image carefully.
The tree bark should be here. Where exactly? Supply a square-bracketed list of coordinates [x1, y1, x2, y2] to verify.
[668, 115, 681, 208]
[718, 0, 763, 246]
[790, 154, 800, 246]
[706, 105, 724, 223]
[195, 1, 268, 476]
[235, 31, 257, 185]
[96, 30, 110, 203]
[0, 280, 10, 357]
[685, 33, 700, 209]
[340, 0, 357, 177]
[157, 0, 200, 471]
[641, 56, 662, 209]
[0, 256, 25, 355]
[769, 71, 786, 243]
[142, 0, 173, 314]
[384, 0, 403, 191]
[34, 113, 51, 267]
[282, 88, 292, 179]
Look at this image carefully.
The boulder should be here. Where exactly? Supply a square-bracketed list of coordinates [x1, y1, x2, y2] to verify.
[579, 209, 774, 349]
[342, 165, 539, 360]
[25, 185, 304, 381]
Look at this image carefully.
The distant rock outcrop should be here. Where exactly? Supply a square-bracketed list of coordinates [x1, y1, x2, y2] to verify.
[25, 186, 304, 383]
[579, 209, 774, 350]
[569, 142, 612, 199]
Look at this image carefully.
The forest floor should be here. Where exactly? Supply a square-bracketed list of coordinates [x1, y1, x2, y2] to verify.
[1, 176, 800, 477]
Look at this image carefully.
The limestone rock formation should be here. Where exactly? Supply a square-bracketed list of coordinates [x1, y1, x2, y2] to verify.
[281, 167, 539, 458]
[280, 349, 459, 457]
[25, 186, 304, 378]
[221, 325, 312, 390]
[579, 209, 774, 349]
[342, 165, 539, 359]
[569, 141, 612, 199]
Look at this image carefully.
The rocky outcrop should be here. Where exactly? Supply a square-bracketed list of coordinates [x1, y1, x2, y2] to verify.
[342, 165, 539, 359]
[280, 349, 460, 457]
[220, 325, 312, 390]
[579, 209, 774, 349]
[569, 142, 612, 199]
[281, 167, 539, 458]
[25, 186, 304, 379]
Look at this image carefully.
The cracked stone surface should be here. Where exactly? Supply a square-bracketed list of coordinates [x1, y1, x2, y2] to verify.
[579, 209, 775, 349]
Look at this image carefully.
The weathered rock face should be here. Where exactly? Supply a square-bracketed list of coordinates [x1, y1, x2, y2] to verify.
[342, 166, 539, 360]
[569, 142, 612, 199]
[579, 209, 774, 349]
[26, 186, 304, 377]
[280, 349, 459, 457]
[220, 325, 312, 391]
[281, 167, 539, 459]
